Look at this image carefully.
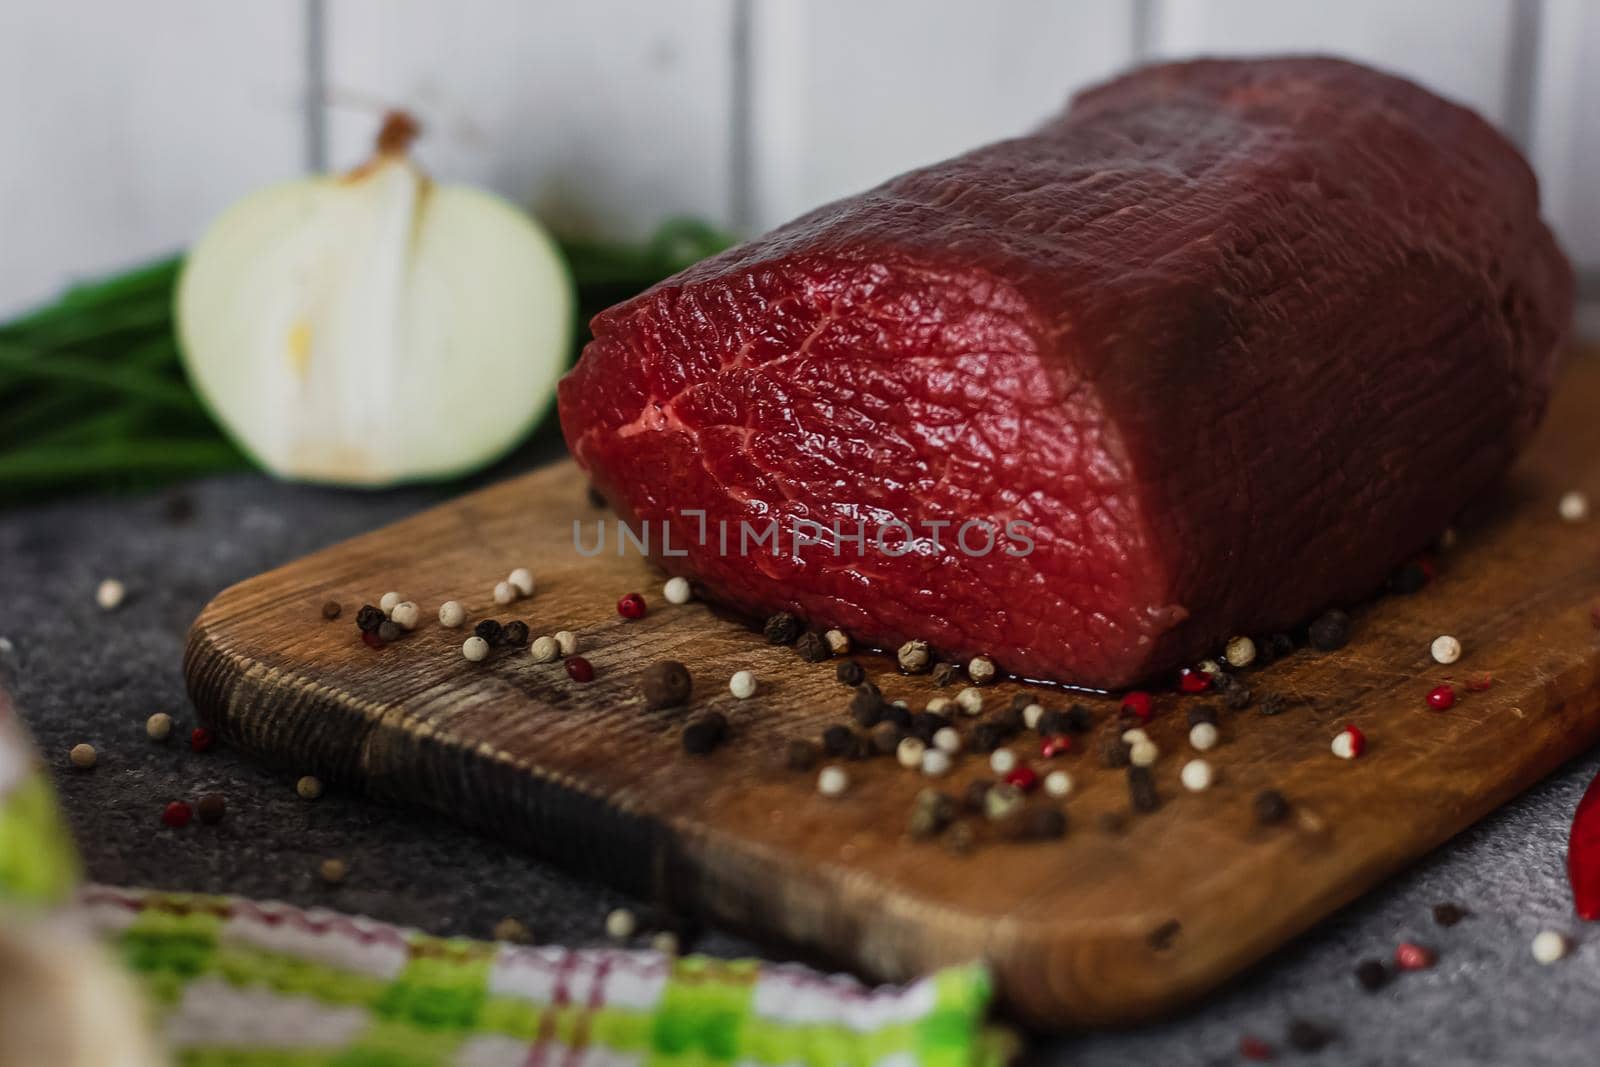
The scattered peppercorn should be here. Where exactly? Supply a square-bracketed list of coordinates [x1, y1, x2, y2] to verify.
[1430, 634, 1462, 665]
[1394, 942, 1435, 971]
[1186, 705, 1218, 727]
[1426, 684, 1456, 710]
[1224, 685, 1254, 710]
[390, 601, 421, 630]
[971, 722, 1005, 752]
[319, 858, 348, 884]
[1354, 959, 1389, 992]
[1254, 789, 1291, 825]
[764, 612, 802, 645]
[321, 600, 342, 620]
[190, 727, 215, 753]
[500, 620, 529, 647]
[1331, 725, 1366, 759]
[509, 567, 536, 598]
[462, 636, 491, 662]
[785, 739, 820, 771]
[96, 578, 126, 611]
[946, 822, 977, 854]
[729, 670, 758, 699]
[1037, 708, 1071, 736]
[662, 576, 692, 605]
[870, 721, 902, 755]
[554, 631, 580, 656]
[379, 592, 403, 613]
[824, 629, 850, 655]
[1005, 765, 1039, 793]
[822, 724, 859, 758]
[912, 710, 950, 743]
[641, 660, 693, 709]
[1101, 736, 1132, 769]
[897, 639, 932, 673]
[1532, 930, 1570, 964]
[795, 631, 830, 662]
[439, 601, 466, 628]
[1176, 667, 1211, 694]
[984, 783, 1024, 820]
[836, 660, 866, 687]
[361, 630, 384, 649]
[494, 581, 517, 605]
[932, 662, 961, 687]
[69, 743, 96, 769]
[162, 801, 193, 828]
[1120, 691, 1153, 722]
[1224, 635, 1256, 668]
[1266, 632, 1296, 660]
[146, 712, 173, 741]
[1286, 1020, 1334, 1053]
[1040, 735, 1072, 758]
[197, 793, 226, 825]
[682, 713, 728, 755]
[994, 705, 1026, 735]
[817, 765, 850, 797]
[565, 657, 595, 683]
[1128, 765, 1160, 812]
[297, 775, 323, 800]
[967, 655, 997, 685]
[1559, 490, 1590, 522]
[1064, 705, 1094, 734]
[356, 604, 385, 633]
[909, 789, 957, 839]
[1432, 902, 1468, 927]
[377, 620, 402, 643]
[963, 779, 993, 813]
[1258, 694, 1287, 717]
[849, 684, 884, 726]
[474, 619, 503, 644]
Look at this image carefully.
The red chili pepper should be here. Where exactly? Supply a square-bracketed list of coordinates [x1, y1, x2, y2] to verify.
[1567, 767, 1600, 920]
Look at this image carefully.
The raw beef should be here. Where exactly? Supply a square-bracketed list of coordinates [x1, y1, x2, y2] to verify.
[558, 57, 1572, 689]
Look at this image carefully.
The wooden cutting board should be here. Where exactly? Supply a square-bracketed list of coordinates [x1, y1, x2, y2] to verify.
[186, 352, 1600, 1029]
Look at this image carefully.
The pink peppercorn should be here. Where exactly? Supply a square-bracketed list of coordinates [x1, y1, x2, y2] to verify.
[1395, 941, 1435, 971]
[1239, 1035, 1275, 1061]
[1040, 736, 1073, 759]
[1177, 668, 1211, 694]
[617, 593, 647, 619]
[361, 630, 384, 649]
[162, 801, 193, 828]
[190, 727, 215, 753]
[1426, 685, 1456, 710]
[1120, 691, 1153, 722]
[565, 657, 595, 683]
[1004, 766, 1039, 793]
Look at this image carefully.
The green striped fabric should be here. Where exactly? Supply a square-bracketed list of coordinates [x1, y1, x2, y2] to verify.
[2, 692, 1005, 1066]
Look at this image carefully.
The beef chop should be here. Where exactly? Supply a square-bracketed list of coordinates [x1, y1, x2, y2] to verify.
[558, 57, 1572, 689]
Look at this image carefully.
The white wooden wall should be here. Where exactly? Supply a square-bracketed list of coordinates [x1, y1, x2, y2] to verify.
[1, 0, 1595, 318]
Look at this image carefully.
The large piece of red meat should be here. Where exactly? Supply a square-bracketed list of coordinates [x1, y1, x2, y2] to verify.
[558, 57, 1572, 689]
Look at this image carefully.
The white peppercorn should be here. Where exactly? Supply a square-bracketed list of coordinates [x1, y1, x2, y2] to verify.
[817, 765, 850, 797]
[389, 601, 421, 630]
[95, 578, 126, 611]
[438, 601, 466, 628]
[921, 749, 952, 777]
[605, 908, 636, 940]
[824, 629, 851, 655]
[69, 743, 97, 769]
[554, 631, 579, 656]
[146, 712, 173, 741]
[933, 726, 962, 755]
[379, 591, 402, 614]
[529, 635, 558, 663]
[1044, 770, 1073, 798]
[493, 581, 517, 605]
[462, 636, 491, 662]
[1180, 759, 1214, 792]
[896, 737, 927, 770]
[508, 567, 535, 597]
[967, 655, 997, 685]
[1430, 634, 1462, 665]
[663, 576, 692, 604]
[1189, 722, 1219, 752]
[729, 670, 758, 699]
[1224, 636, 1256, 669]
[956, 687, 984, 716]
[897, 640, 931, 673]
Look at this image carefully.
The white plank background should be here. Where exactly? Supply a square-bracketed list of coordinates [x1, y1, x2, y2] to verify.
[0, 0, 1594, 318]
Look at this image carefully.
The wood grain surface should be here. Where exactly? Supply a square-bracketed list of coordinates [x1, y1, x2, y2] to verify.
[186, 352, 1600, 1029]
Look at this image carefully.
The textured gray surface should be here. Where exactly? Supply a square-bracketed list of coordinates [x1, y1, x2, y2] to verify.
[2, 467, 1598, 1066]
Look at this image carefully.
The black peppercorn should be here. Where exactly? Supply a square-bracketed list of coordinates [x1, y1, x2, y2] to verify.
[1038, 708, 1071, 736]
[912, 710, 950, 744]
[1064, 705, 1094, 734]
[795, 631, 830, 662]
[641, 660, 693, 710]
[848, 684, 883, 725]
[1267, 632, 1295, 660]
[1008, 693, 1034, 714]
[1286, 1019, 1334, 1052]
[993, 706, 1025, 736]
[1432, 902, 1468, 927]
[321, 600, 342, 621]
[682, 712, 728, 755]
[1308, 609, 1351, 651]
[500, 620, 530, 647]
[1023, 807, 1067, 840]
[1210, 669, 1237, 691]
[870, 721, 901, 755]
[822, 724, 860, 758]
[963, 779, 993, 814]
[1254, 789, 1290, 825]
[971, 722, 1005, 753]
[1258, 694, 1288, 717]
[1101, 736, 1132, 769]
[945, 822, 976, 854]
[197, 793, 226, 825]
[377, 620, 402, 643]
[763, 612, 802, 645]
[474, 619, 503, 644]
[1354, 959, 1389, 992]
[1389, 560, 1428, 594]
[886, 703, 913, 729]
[835, 660, 866, 687]
[1224, 685, 1254, 711]
[932, 662, 961, 687]
[909, 790, 957, 840]
[1186, 705, 1218, 728]
[785, 739, 820, 771]
[355, 604, 385, 633]
[1128, 765, 1159, 812]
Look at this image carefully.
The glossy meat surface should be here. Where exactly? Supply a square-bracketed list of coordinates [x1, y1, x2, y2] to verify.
[559, 57, 1572, 688]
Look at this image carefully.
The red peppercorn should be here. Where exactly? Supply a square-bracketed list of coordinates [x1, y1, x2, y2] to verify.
[617, 593, 647, 619]
[1177, 668, 1211, 694]
[565, 656, 595, 683]
[162, 801, 193, 828]
[1395, 941, 1435, 971]
[361, 630, 384, 649]
[1040, 735, 1073, 758]
[1004, 766, 1039, 793]
[1238, 1035, 1275, 1061]
[1466, 672, 1493, 692]
[1426, 685, 1456, 710]
[190, 727, 215, 753]
[1120, 691, 1153, 722]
